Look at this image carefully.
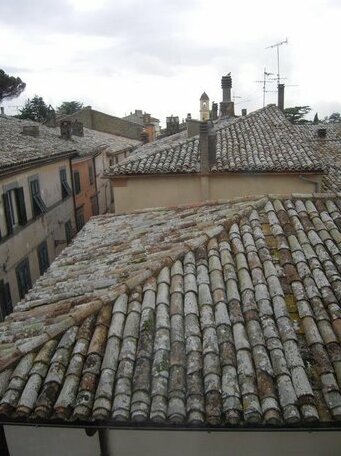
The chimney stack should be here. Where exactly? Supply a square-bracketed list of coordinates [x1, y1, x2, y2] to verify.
[278, 84, 285, 111]
[241, 108, 247, 116]
[211, 102, 218, 121]
[317, 128, 327, 139]
[200, 122, 209, 174]
[60, 120, 72, 140]
[166, 116, 180, 135]
[72, 120, 84, 137]
[143, 113, 151, 124]
[200, 121, 216, 173]
[221, 74, 232, 102]
[0, 107, 4, 115]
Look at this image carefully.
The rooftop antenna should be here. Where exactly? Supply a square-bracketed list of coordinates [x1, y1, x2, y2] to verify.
[266, 38, 288, 87]
[232, 92, 242, 102]
[254, 68, 275, 107]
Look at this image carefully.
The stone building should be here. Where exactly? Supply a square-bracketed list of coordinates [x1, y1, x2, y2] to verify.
[1, 193, 341, 455]
[123, 109, 160, 139]
[60, 106, 144, 141]
[0, 116, 140, 315]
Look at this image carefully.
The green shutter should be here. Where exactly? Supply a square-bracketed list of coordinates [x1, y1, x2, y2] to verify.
[2, 192, 13, 235]
[15, 187, 27, 225]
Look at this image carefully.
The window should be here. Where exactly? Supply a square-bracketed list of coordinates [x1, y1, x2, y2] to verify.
[73, 170, 81, 195]
[88, 165, 94, 185]
[30, 179, 47, 217]
[37, 241, 49, 275]
[60, 169, 72, 199]
[2, 187, 27, 235]
[75, 206, 85, 231]
[114, 155, 119, 165]
[16, 258, 32, 299]
[91, 195, 99, 216]
[65, 220, 73, 244]
[0, 280, 12, 322]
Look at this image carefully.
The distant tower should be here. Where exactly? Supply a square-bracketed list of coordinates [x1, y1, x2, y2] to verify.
[200, 92, 210, 121]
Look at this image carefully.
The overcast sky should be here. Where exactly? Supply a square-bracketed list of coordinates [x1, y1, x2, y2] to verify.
[1, 0, 340, 125]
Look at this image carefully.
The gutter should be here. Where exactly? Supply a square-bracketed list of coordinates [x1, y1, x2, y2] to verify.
[1, 419, 341, 433]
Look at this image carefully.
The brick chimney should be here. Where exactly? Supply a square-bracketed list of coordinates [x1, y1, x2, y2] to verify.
[60, 120, 72, 139]
[200, 121, 216, 173]
[211, 102, 218, 121]
[278, 84, 285, 111]
[72, 120, 84, 137]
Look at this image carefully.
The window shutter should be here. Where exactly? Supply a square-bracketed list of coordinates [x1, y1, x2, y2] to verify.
[2, 193, 13, 235]
[15, 187, 27, 225]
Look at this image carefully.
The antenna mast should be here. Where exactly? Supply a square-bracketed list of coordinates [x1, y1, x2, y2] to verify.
[266, 38, 288, 86]
[254, 68, 274, 107]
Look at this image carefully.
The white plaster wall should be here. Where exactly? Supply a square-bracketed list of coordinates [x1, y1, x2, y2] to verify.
[4, 427, 341, 456]
[4, 426, 99, 456]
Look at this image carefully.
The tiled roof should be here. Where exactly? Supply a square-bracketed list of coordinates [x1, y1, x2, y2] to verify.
[296, 124, 341, 192]
[0, 193, 341, 428]
[106, 106, 323, 177]
[0, 116, 140, 170]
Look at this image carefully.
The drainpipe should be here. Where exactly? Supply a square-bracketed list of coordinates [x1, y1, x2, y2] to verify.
[98, 429, 110, 456]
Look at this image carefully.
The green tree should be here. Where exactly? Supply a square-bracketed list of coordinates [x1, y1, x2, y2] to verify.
[18, 95, 50, 122]
[0, 69, 26, 103]
[57, 100, 83, 116]
[283, 106, 311, 124]
[327, 112, 341, 123]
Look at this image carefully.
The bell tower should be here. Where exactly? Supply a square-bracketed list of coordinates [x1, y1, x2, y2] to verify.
[200, 92, 210, 121]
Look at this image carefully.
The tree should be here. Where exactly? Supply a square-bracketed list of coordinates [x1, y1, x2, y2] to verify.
[313, 113, 319, 124]
[327, 112, 341, 123]
[56, 101, 83, 116]
[283, 106, 311, 124]
[0, 69, 26, 103]
[18, 95, 51, 122]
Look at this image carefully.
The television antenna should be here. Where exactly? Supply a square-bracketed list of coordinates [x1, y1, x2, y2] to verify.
[254, 68, 275, 107]
[266, 38, 288, 87]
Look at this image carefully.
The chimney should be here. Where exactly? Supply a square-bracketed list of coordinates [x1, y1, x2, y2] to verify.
[60, 120, 72, 140]
[220, 102, 228, 117]
[166, 116, 179, 135]
[317, 128, 327, 139]
[241, 108, 247, 116]
[278, 84, 285, 111]
[200, 122, 209, 174]
[221, 74, 232, 102]
[72, 120, 84, 137]
[211, 102, 218, 121]
[186, 113, 192, 121]
[200, 121, 216, 173]
[0, 107, 4, 115]
[22, 125, 39, 137]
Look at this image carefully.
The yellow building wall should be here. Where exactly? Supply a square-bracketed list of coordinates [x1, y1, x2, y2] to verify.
[112, 173, 322, 214]
[0, 159, 75, 306]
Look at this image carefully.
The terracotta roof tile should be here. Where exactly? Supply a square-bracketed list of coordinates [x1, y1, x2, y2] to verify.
[0, 193, 341, 427]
